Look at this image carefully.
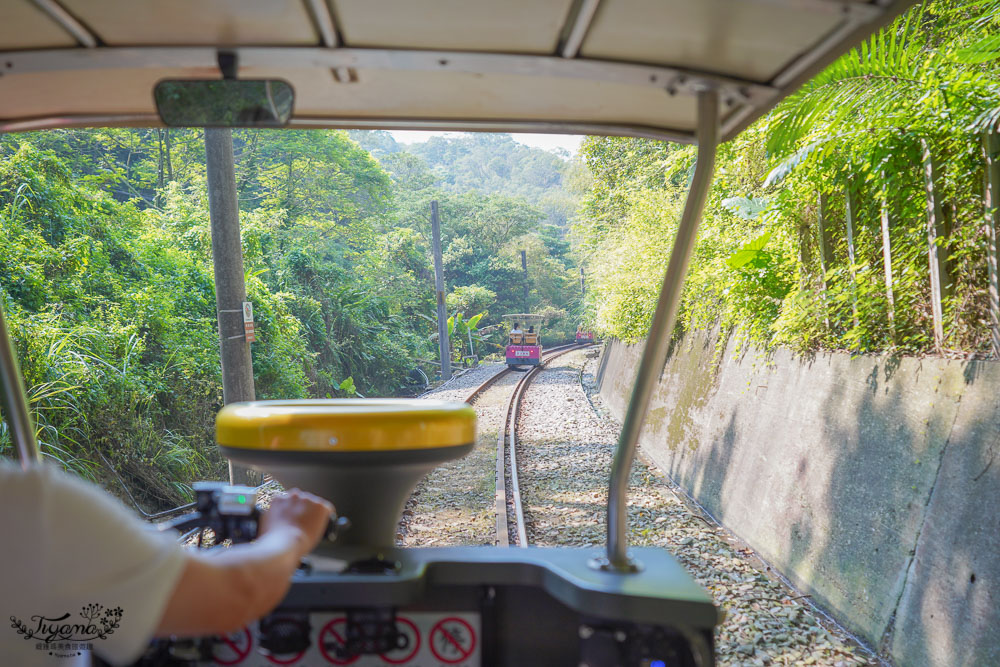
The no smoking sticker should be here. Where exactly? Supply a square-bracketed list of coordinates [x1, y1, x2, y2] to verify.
[429, 618, 477, 664]
[318, 618, 357, 665]
[213, 627, 252, 665]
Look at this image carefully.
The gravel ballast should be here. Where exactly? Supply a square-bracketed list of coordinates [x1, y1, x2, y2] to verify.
[516, 350, 883, 667]
[400, 352, 879, 666]
[398, 362, 513, 546]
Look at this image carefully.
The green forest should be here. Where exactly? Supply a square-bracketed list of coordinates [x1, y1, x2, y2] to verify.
[576, 0, 1000, 359]
[3, 0, 999, 508]
[0, 129, 582, 508]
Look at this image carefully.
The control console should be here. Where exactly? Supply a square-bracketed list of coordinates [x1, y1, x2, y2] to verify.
[131, 485, 717, 666]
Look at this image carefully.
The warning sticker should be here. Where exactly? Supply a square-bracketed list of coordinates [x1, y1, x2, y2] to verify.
[318, 617, 357, 665]
[378, 617, 420, 664]
[242, 301, 257, 343]
[312, 612, 479, 667]
[212, 627, 253, 665]
[429, 618, 477, 664]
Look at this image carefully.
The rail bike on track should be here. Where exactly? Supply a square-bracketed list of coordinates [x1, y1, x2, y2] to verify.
[504, 313, 545, 370]
[0, 2, 916, 666]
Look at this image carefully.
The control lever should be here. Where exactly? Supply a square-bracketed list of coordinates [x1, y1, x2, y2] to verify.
[161, 481, 350, 546]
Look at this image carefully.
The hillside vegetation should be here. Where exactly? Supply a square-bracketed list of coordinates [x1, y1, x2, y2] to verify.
[0, 129, 581, 508]
[575, 0, 1000, 358]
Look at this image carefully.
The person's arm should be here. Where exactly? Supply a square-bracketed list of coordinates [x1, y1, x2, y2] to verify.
[154, 489, 333, 637]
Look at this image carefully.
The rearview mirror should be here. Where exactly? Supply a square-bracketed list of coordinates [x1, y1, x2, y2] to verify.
[154, 80, 294, 127]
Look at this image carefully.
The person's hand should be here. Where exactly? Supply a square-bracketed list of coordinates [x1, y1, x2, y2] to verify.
[259, 489, 334, 558]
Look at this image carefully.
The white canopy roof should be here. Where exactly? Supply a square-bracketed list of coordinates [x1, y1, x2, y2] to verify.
[1, 0, 915, 141]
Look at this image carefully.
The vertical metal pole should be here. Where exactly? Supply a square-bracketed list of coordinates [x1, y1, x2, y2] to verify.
[921, 139, 946, 352]
[205, 128, 258, 485]
[816, 192, 832, 329]
[602, 89, 719, 572]
[817, 192, 834, 279]
[985, 133, 1000, 358]
[0, 302, 40, 468]
[844, 179, 859, 330]
[879, 178, 896, 340]
[431, 201, 452, 381]
[521, 249, 529, 308]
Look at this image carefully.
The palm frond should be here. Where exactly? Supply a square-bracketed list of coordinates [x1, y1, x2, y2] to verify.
[767, 7, 931, 157]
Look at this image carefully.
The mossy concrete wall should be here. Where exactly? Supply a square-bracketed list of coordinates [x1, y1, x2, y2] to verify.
[597, 333, 999, 666]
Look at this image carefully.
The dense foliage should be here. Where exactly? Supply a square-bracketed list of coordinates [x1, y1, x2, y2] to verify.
[575, 0, 1000, 358]
[0, 129, 580, 507]
[354, 131, 585, 344]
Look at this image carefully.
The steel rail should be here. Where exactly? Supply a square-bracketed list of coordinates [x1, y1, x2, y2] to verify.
[460, 342, 580, 547]
[604, 89, 719, 572]
[495, 344, 590, 547]
[505, 366, 534, 547]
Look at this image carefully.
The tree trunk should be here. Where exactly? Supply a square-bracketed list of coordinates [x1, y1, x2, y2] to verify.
[431, 200, 451, 381]
[156, 130, 165, 208]
[921, 139, 947, 352]
[205, 128, 258, 486]
[985, 132, 1000, 358]
[164, 128, 173, 182]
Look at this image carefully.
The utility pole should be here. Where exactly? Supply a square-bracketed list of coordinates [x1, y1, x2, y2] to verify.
[579, 267, 586, 295]
[521, 249, 529, 308]
[431, 200, 451, 381]
[205, 128, 258, 485]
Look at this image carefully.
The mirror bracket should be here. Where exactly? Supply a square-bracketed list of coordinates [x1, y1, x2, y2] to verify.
[218, 51, 238, 81]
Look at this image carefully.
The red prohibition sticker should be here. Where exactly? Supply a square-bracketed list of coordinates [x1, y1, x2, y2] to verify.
[318, 618, 359, 665]
[380, 617, 420, 664]
[213, 627, 253, 665]
[429, 617, 476, 664]
[264, 649, 307, 665]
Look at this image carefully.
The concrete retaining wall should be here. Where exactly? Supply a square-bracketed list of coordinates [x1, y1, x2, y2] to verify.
[596, 333, 999, 666]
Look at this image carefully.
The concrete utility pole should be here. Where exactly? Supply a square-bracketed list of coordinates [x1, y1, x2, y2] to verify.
[205, 128, 258, 485]
[431, 200, 451, 381]
[521, 249, 529, 307]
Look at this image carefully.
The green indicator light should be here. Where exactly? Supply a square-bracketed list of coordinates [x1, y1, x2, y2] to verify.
[237, 494, 247, 504]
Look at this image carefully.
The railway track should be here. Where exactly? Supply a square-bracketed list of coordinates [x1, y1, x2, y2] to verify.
[462, 343, 590, 547]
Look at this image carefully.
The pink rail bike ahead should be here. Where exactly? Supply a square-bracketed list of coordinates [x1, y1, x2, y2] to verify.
[503, 313, 544, 369]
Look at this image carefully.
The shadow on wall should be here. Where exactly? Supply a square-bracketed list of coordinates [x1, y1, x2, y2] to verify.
[599, 333, 1000, 667]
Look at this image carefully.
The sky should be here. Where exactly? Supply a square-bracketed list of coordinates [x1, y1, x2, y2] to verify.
[388, 130, 583, 157]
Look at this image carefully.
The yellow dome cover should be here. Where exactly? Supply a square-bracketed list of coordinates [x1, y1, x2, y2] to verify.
[216, 399, 476, 452]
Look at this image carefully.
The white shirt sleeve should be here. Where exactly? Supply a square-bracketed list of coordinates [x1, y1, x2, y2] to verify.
[1, 462, 188, 667]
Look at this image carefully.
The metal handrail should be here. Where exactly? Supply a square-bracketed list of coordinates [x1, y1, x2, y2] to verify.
[603, 89, 720, 572]
[0, 301, 40, 468]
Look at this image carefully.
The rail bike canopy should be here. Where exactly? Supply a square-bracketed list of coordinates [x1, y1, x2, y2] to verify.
[503, 314, 546, 323]
[2, 0, 914, 141]
[0, 3, 920, 666]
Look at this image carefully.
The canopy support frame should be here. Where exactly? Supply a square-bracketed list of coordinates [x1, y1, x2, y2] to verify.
[0, 301, 40, 469]
[597, 88, 720, 573]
